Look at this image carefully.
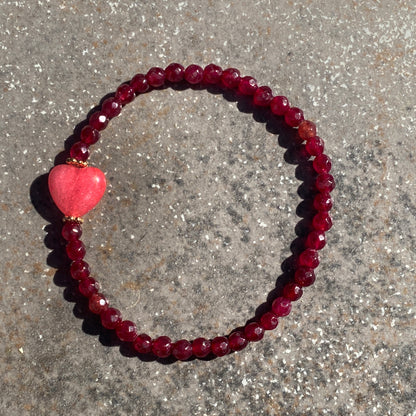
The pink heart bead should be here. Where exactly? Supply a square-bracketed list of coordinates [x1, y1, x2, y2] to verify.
[48, 164, 106, 218]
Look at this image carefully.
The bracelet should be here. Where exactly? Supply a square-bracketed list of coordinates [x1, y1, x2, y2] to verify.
[48, 63, 335, 360]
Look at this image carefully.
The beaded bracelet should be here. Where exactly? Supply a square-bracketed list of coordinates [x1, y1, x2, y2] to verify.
[48, 63, 335, 360]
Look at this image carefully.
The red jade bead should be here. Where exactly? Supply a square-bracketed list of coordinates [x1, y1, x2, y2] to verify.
[228, 331, 248, 351]
[299, 248, 320, 268]
[172, 339, 193, 361]
[89, 293, 109, 314]
[285, 107, 304, 127]
[61, 221, 82, 241]
[294, 267, 316, 287]
[238, 76, 258, 95]
[80, 125, 100, 145]
[282, 282, 303, 301]
[70, 142, 89, 162]
[89, 111, 108, 131]
[211, 336, 230, 357]
[305, 136, 325, 156]
[271, 297, 292, 317]
[313, 154, 332, 174]
[253, 86, 273, 107]
[192, 337, 211, 358]
[115, 84, 135, 105]
[260, 312, 279, 330]
[313, 211, 333, 231]
[116, 320, 138, 342]
[66, 240, 86, 261]
[101, 307, 122, 330]
[78, 277, 100, 297]
[305, 230, 326, 250]
[298, 120, 317, 140]
[203, 64, 223, 84]
[130, 74, 149, 93]
[184, 64, 204, 84]
[146, 67, 165, 87]
[221, 68, 241, 89]
[101, 97, 122, 119]
[133, 333, 152, 354]
[152, 336, 173, 358]
[70, 260, 90, 280]
[165, 63, 185, 83]
[244, 322, 265, 342]
[316, 173, 336, 192]
[313, 192, 333, 211]
[270, 96, 290, 116]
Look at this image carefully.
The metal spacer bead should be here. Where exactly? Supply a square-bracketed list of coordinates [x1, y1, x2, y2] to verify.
[62, 216, 84, 224]
[66, 158, 88, 168]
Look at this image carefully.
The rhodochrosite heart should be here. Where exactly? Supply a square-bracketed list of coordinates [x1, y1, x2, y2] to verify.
[48, 164, 106, 217]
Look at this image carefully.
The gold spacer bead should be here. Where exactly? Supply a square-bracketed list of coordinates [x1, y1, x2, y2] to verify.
[66, 158, 88, 168]
[62, 216, 84, 224]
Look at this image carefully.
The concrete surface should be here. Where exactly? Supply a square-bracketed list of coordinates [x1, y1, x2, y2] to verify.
[0, 1, 415, 415]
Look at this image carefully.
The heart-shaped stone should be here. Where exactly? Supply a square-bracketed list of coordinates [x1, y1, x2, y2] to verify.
[48, 164, 106, 218]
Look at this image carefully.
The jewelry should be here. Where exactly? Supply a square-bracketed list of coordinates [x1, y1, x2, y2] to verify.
[48, 63, 335, 360]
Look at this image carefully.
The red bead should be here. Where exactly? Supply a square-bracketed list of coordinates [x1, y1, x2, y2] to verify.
[146, 67, 165, 87]
[313, 154, 332, 174]
[238, 76, 258, 95]
[313, 211, 333, 231]
[260, 312, 279, 330]
[130, 73, 149, 93]
[78, 277, 100, 297]
[294, 267, 316, 287]
[66, 240, 86, 261]
[172, 339, 193, 361]
[61, 221, 82, 241]
[70, 141, 89, 162]
[152, 336, 173, 358]
[184, 64, 204, 84]
[253, 86, 273, 107]
[203, 64, 223, 84]
[228, 331, 248, 351]
[316, 173, 335, 192]
[101, 97, 122, 118]
[165, 63, 185, 83]
[244, 322, 265, 342]
[133, 333, 152, 354]
[313, 192, 333, 211]
[115, 84, 135, 105]
[80, 125, 100, 145]
[271, 296, 292, 317]
[270, 96, 290, 116]
[89, 111, 109, 131]
[305, 230, 326, 250]
[211, 336, 230, 357]
[282, 282, 303, 301]
[101, 307, 122, 329]
[299, 248, 320, 268]
[116, 320, 138, 342]
[89, 293, 109, 314]
[298, 120, 317, 140]
[192, 337, 211, 358]
[70, 260, 90, 280]
[284, 107, 304, 127]
[221, 68, 241, 89]
[305, 136, 324, 156]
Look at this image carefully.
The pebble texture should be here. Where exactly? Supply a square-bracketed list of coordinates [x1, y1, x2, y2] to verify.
[1, 1, 415, 415]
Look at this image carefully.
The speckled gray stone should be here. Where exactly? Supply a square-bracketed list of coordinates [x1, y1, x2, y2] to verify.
[0, 1, 415, 415]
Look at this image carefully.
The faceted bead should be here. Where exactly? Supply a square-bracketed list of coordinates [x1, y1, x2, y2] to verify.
[152, 336, 173, 358]
[294, 267, 316, 287]
[260, 312, 279, 330]
[116, 320, 138, 342]
[238, 76, 258, 95]
[253, 86, 273, 107]
[115, 84, 135, 105]
[66, 240, 86, 261]
[130, 73, 149, 93]
[284, 107, 304, 127]
[172, 339, 193, 361]
[101, 97, 122, 118]
[80, 125, 100, 145]
[305, 230, 326, 250]
[282, 282, 303, 301]
[271, 296, 292, 317]
[299, 248, 320, 269]
[101, 307, 122, 330]
[244, 322, 265, 342]
[298, 120, 317, 140]
[70, 260, 90, 280]
[146, 67, 166, 87]
[61, 221, 82, 241]
[89, 293, 109, 314]
[316, 173, 336, 192]
[133, 333, 152, 354]
[203, 64, 223, 84]
[228, 331, 248, 351]
[313, 211, 333, 231]
[70, 141, 89, 162]
[211, 336, 230, 357]
[165, 63, 185, 83]
[270, 96, 290, 116]
[184, 64, 204, 84]
[78, 277, 100, 297]
[221, 68, 241, 89]
[305, 136, 324, 156]
[89, 111, 109, 131]
[313, 192, 333, 211]
[313, 154, 332, 174]
[192, 337, 211, 358]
